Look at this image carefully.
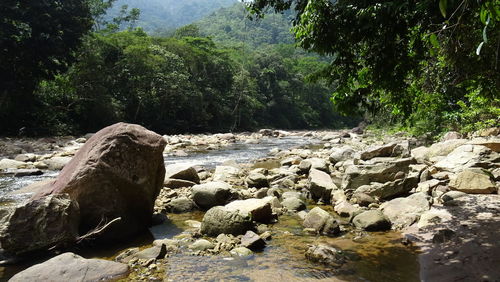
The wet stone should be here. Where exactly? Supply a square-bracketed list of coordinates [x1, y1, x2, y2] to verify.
[305, 244, 346, 267]
[240, 231, 266, 250]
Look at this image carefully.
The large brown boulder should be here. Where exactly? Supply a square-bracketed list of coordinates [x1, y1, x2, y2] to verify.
[32, 123, 166, 240]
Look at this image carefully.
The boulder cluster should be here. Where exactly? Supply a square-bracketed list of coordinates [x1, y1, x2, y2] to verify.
[1, 125, 498, 281]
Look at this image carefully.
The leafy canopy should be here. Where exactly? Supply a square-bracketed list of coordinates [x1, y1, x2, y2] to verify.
[248, 0, 500, 133]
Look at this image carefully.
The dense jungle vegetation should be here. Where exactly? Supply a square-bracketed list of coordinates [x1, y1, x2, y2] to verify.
[249, 0, 499, 135]
[0, 0, 355, 135]
[0, 0, 498, 136]
[105, 0, 237, 32]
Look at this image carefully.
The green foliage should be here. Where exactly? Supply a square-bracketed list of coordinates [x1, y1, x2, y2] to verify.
[0, 0, 93, 134]
[1, 0, 358, 135]
[249, 0, 500, 135]
[106, 0, 237, 32]
[454, 86, 500, 133]
[195, 2, 295, 48]
[31, 29, 355, 135]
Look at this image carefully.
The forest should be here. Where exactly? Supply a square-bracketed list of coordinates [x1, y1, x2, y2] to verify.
[0, 0, 498, 136]
[0, 0, 354, 136]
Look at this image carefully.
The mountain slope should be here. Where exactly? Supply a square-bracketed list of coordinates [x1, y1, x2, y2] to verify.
[107, 0, 237, 32]
[196, 3, 295, 47]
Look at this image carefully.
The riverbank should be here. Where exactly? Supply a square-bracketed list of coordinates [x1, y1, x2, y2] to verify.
[0, 126, 498, 281]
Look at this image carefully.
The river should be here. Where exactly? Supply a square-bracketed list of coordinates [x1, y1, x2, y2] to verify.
[0, 135, 420, 281]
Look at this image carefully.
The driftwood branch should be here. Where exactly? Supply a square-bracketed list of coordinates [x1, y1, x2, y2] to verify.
[76, 217, 122, 243]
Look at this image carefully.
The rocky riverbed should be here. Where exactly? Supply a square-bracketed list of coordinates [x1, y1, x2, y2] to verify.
[0, 125, 499, 281]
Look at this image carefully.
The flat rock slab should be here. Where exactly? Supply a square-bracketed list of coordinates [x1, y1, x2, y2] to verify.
[434, 144, 497, 172]
[9, 252, 129, 282]
[449, 168, 497, 194]
[164, 164, 200, 184]
[380, 192, 431, 229]
[404, 194, 500, 282]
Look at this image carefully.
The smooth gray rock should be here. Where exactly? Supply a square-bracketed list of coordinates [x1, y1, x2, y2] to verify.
[164, 164, 200, 184]
[13, 169, 43, 177]
[9, 252, 128, 282]
[281, 197, 306, 211]
[230, 247, 253, 257]
[190, 239, 215, 251]
[0, 159, 27, 170]
[303, 207, 340, 235]
[240, 231, 266, 250]
[134, 244, 167, 260]
[43, 157, 72, 170]
[352, 210, 391, 231]
[380, 192, 431, 229]
[305, 244, 345, 267]
[166, 197, 195, 213]
[225, 197, 274, 223]
[200, 206, 253, 236]
[333, 200, 360, 218]
[329, 146, 355, 164]
[191, 181, 232, 209]
[246, 172, 269, 188]
[308, 168, 337, 203]
[350, 193, 376, 207]
[14, 153, 37, 162]
[440, 191, 468, 203]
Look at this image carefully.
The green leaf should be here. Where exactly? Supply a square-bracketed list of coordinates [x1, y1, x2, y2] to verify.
[480, 6, 488, 24]
[429, 34, 439, 49]
[439, 0, 447, 18]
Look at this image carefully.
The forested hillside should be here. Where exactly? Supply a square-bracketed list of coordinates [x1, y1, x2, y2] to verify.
[1, 0, 497, 136]
[196, 3, 295, 47]
[0, 1, 354, 135]
[106, 0, 237, 32]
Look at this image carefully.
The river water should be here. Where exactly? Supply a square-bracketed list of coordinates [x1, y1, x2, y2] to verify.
[0, 135, 420, 281]
[0, 136, 316, 202]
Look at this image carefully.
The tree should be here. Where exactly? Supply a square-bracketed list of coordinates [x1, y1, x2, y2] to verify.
[0, 0, 93, 134]
[248, 0, 500, 133]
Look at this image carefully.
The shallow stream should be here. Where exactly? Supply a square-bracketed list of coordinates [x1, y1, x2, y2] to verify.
[0, 135, 420, 281]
